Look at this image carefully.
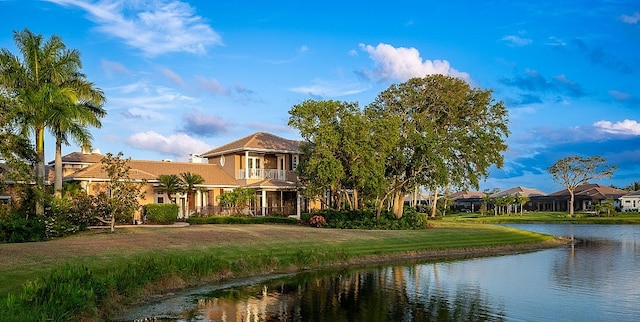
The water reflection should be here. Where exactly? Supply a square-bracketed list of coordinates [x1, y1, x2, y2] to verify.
[175, 265, 505, 321]
[119, 225, 640, 322]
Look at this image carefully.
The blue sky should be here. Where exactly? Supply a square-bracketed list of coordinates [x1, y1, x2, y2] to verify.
[1, 0, 639, 193]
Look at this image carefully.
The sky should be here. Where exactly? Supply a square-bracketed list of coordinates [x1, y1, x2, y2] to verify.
[1, 0, 639, 194]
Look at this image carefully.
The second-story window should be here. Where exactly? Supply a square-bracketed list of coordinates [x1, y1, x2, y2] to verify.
[291, 155, 299, 170]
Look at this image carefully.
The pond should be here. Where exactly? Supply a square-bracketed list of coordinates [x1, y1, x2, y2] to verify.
[115, 224, 640, 321]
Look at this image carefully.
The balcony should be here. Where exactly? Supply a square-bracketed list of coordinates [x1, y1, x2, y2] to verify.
[237, 168, 297, 181]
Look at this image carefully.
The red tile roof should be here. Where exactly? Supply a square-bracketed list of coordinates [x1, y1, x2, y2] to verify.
[47, 152, 105, 165]
[548, 183, 627, 199]
[201, 132, 303, 157]
[65, 159, 238, 186]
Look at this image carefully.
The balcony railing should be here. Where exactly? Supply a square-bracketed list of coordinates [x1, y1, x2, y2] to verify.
[236, 168, 297, 181]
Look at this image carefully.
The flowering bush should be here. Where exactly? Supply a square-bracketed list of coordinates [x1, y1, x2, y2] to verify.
[309, 215, 326, 228]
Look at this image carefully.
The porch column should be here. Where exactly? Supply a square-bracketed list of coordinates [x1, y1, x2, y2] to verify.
[296, 191, 301, 219]
[245, 151, 249, 179]
[280, 190, 283, 213]
[261, 190, 267, 216]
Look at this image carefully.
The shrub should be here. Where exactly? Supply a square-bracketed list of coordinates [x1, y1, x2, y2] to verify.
[309, 215, 326, 228]
[144, 204, 179, 224]
[308, 207, 428, 230]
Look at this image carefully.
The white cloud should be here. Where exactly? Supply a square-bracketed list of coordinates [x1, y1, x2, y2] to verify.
[126, 131, 213, 158]
[620, 12, 640, 24]
[359, 43, 471, 82]
[593, 119, 640, 135]
[107, 81, 198, 113]
[46, 0, 222, 57]
[289, 79, 370, 97]
[501, 35, 533, 46]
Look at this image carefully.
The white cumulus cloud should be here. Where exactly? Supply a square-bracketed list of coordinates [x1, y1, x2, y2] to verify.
[593, 119, 640, 135]
[46, 0, 222, 57]
[359, 43, 470, 82]
[126, 131, 213, 159]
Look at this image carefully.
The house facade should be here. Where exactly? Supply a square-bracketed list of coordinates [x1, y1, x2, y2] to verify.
[200, 132, 304, 217]
[531, 184, 627, 212]
[50, 132, 306, 222]
[620, 191, 640, 212]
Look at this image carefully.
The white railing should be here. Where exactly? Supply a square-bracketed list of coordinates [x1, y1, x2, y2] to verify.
[236, 169, 296, 181]
[237, 169, 295, 181]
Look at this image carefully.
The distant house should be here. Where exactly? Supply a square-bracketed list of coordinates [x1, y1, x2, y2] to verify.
[449, 190, 486, 212]
[619, 191, 640, 212]
[491, 186, 547, 212]
[532, 184, 627, 212]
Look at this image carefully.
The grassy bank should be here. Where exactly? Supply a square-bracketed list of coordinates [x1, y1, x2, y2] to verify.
[443, 212, 640, 224]
[0, 223, 563, 321]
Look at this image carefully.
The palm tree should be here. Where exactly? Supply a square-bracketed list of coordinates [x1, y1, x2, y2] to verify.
[0, 29, 98, 213]
[49, 84, 106, 196]
[181, 172, 205, 216]
[157, 174, 183, 204]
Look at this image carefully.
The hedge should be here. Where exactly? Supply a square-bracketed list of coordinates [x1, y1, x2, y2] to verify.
[144, 204, 179, 224]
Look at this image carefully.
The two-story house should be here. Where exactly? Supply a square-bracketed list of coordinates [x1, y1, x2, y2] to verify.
[200, 132, 304, 217]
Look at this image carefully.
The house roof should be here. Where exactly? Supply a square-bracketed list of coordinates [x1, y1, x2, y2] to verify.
[491, 186, 547, 198]
[200, 132, 303, 157]
[64, 159, 239, 187]
[548, 184, 627, 199]
[448, 190, 486, 200]
[47, 152, 104, 165]
[620, 191, 640, 198]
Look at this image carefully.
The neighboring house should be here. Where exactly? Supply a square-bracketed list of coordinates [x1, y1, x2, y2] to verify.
[449, 190, 486, 212]
[619, 191, 640, 212]
[64, 159, 239, 220]
[200, 132, 304, 217]
[491, 186, 547, 212]
[532, 184, 627, 212]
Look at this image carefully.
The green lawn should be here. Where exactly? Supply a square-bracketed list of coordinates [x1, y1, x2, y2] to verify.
[0, 223, 563, 320]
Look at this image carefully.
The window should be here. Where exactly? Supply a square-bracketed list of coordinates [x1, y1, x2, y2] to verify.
[220, 155, 225, 167]
[157, 196, 165, 204]
[291, 155, 299, 170]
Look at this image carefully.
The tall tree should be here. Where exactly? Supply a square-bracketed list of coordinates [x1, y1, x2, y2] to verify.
[0, 29, 104, 212]
[289, 100, 395, 211]
[548, 155, 617, 217]
[50, 89, 106, 196]
[367, 75, 509, 219]
[0, 93, 37, 197]
[181, 172, 204, 216]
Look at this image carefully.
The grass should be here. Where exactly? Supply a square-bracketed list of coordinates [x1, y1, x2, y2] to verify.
[0, 222, 564, 321]
[443, 211, 640, 224]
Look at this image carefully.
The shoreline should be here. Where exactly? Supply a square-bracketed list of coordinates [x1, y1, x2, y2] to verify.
[115, 237, 569, 320]
[0, 223, 567, 320]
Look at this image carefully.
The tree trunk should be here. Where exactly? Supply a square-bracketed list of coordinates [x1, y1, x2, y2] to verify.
[35, 126, 45, 216]
[430, 189, 439, 219]
[352, 188, 359, 210]
[392, 190, 404, 219]
[54, 139, 63, 197]
[569, 190, 575, 217]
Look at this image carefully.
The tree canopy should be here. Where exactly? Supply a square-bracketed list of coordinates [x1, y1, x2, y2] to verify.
[547, 155, 617, 216]
[289, 75, 509, 219]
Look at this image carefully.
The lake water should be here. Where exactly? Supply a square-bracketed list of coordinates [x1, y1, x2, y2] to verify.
[116, 224, 640, 321]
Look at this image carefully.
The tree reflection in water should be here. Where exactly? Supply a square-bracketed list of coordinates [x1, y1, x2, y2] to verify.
[178, 265, 505, 321]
